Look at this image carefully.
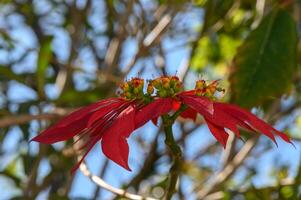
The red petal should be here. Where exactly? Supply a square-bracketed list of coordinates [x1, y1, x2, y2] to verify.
[152, 117, 159, 126]
[32, 121, 88, 144]
[31, 98, 124, 144]
[215, 103, 292, 144]
[135, 98, 173, 129]
[101, 105, 135, 170]
[205, 118, 229, 148]
[102, 136, 131, 171]
[178, 94, 214, 116]
[87, 101, 126, 127]
[57, 98, 123, 127]
[208, 105, 242, 138]
[180, 107, 198, 121]
[70, 135, 100, 174]
[178, 94, 253, 139]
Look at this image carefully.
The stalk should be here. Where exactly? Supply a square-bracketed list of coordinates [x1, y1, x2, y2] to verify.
[162, 104, 186, 200]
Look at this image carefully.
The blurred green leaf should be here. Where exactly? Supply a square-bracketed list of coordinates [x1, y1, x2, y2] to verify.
[191, 34, 241, 70]
[280, 186, 294, 199]
[292, 160, 301, 199]
[0, 0, 12, 6]
[193, 0, 207, 6]
[230, 8, 298, 108]
[202, 0, 234, 33]
[37, 36, 53, 99]
[23, 154, 36, 175]
[182, 161, 212, 181]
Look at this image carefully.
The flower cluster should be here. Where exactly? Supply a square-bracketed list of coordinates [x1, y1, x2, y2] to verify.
[32, 76, 292, 172]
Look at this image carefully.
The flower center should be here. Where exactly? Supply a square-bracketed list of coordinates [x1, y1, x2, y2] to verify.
[195, 79, 225, 98]
[147, 76, 183, 97]
[119, 78, 145, 100]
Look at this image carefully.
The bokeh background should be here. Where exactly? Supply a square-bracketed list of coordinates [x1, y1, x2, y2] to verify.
[0, 0, 301, 199]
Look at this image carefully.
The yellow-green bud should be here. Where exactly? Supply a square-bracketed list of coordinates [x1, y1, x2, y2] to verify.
[147, 84, 154, 95]
[195, 80, 206, 90]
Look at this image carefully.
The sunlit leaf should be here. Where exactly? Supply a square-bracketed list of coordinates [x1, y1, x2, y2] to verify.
[191, 34, 241, 71]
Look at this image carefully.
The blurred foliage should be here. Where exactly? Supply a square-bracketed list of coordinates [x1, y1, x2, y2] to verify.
[230, 7, 298, 108]
[0, 0, 300, 200]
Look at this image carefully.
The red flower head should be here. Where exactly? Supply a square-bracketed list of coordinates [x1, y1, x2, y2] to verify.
[176, 79, 292, 147]
[32, 76, 292, 173]
[32, 78, 173, 173]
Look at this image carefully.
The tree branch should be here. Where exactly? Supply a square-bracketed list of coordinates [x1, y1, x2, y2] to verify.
[79, 159, 157, 200]
[0, 108, 72, 128]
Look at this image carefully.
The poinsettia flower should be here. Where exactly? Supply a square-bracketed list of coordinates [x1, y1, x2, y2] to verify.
[32, 75, 292, 173]
[32, 97, 135, 172]
[101, 97, 173, 172]
[32, 78, 173, 172]
[176, 79, 293, 147]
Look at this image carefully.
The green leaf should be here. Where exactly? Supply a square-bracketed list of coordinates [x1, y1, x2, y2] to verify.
[202, 0, 234, 33]
[230, 8, 298, 108]
[36, 36, 53, 99]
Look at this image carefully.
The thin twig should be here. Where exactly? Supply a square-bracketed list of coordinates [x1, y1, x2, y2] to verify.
[123, 11, 173, 74]
[79, 160, 157, 200]
[92, 159, 109, 200]
[0, 108, 72, 128]
[196, 137, 258, 198]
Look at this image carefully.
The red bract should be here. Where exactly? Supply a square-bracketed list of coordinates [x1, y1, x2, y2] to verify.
[32, 97, 173, 172]
[101, 97, 173, 172]
[32, 76, 292, 173]
[177, 92, 293, 147]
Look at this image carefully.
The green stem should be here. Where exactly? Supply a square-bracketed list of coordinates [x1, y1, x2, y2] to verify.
[162, 104, 186, 200]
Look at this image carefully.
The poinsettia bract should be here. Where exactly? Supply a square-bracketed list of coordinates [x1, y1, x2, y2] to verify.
[32, 76, 292, 172]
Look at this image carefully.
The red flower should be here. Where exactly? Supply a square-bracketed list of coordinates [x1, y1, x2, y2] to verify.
[32, 76, 292, 173]
[32, 78, 173, 172]
[101, 97, 173, 172]
[176, 80, 292, 148]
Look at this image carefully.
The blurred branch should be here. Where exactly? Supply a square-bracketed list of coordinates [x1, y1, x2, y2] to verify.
[196, 137, 258, 199]
[196, 99, 285, 198]
[252, 0, 266, 28]
[92, 159, 109, 200]
[123, 9, 174, 74]
[23, 144, 48, 199]
[221, 133, 236, 166]
[0, 108, 72, 128]
[143, 14, 172, 47]
[125, 130, 161, 190]
[177, 58, 190, 81]
[79, 160, 157, 200]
